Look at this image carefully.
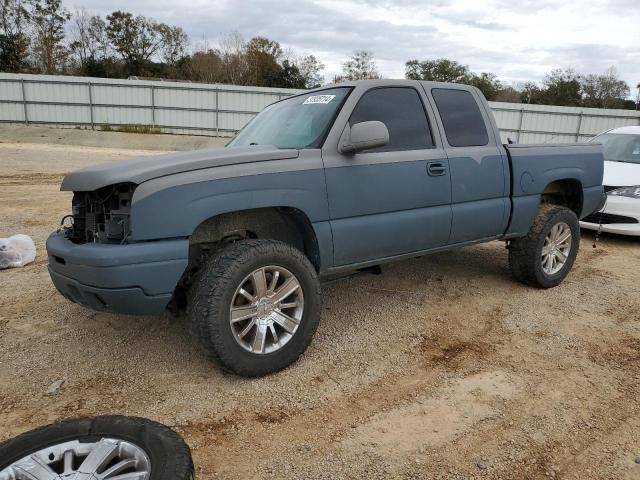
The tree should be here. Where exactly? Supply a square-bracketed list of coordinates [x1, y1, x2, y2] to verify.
[106, 11, 163, 76]
[341, 50, 379, 81]
[405, 58, 471, 83]
[69, 9, 102, 70]
[581, 67, 629, 109]
[493, 85, 522, 103]
[520, 81, 544, 104]
[245, 36, 283, 86]
[405, 58, 503, 100]
[245, 36, 282, 59]
[217, 31, 247, 85]
[468, 72, 502, 100]
[0, 0, 30, 71]
[69, 11, 116, 76]
[540, 68, 582, 106]
[182, 49, 223, 83]
[157, 23, 188, 66]
[271, 59, 305, 88]
[295, 54, 324, 88]
[29, 0, 70, 73]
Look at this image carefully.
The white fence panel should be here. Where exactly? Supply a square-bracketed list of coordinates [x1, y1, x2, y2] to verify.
[1, 72, 638, 140]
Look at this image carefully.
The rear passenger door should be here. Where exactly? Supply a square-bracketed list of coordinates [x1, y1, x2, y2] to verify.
[428, 87, 510, 244]
[322, 86, 452, 266]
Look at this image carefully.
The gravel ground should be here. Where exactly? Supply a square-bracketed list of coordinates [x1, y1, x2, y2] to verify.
[0, 136, 639, 479]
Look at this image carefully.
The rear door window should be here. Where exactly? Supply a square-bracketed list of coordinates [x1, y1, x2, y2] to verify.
[431, 88, 489, 147]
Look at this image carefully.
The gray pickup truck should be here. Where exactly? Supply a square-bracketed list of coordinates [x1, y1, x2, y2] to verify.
[47, 79, 604, 376]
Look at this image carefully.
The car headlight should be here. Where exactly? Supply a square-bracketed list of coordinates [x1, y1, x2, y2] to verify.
[608, 186, 640, 198]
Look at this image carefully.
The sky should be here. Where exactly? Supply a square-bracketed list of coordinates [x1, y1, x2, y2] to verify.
[71, 0, 640, 98]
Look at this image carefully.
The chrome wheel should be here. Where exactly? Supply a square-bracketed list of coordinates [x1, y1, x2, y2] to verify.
[230, 265, 304, 354]
[541, 221, 572, 275]
[0, 438, 150, 480]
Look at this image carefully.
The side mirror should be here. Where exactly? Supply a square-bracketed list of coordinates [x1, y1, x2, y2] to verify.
[340, 121, 389, 154]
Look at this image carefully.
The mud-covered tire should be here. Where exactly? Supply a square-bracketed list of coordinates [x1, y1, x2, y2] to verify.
[0, 416, 193, 479]
[187, 239, 321, 377]
[509, 204, 580, 288]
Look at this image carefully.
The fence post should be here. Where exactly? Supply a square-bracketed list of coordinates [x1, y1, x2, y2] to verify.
[215, 89, 219, 137]
[151, 85, 156, 126]
[88, 81, 94, 129]
[575, 112, 583, 143]
[516, 108, 524, 142]
[21, 78, 28, 125]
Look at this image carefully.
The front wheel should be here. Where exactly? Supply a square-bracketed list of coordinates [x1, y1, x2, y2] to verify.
[187, 239, 321, 377]
[509, 204, 580, 288]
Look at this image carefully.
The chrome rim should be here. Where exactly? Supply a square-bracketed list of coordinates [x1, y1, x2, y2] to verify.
[541, 221, 572, 275]
[0, 438, 150, 480]
[230, 265, 304, 354]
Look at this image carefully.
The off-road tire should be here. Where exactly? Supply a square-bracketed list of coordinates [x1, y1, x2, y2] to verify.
[0, 416, 194, 479]
[509, 204, 580, 288]
[187, 239, 321, 377]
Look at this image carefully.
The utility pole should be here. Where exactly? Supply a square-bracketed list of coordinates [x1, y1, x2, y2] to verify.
[636, 83, 640, 111]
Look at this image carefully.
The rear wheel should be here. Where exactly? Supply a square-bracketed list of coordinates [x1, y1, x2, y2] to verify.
[187, 239, 321, 377]
[509, 204, 580, 288]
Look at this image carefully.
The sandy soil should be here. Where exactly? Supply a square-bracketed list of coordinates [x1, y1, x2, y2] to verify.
[0, 139, 639, 479]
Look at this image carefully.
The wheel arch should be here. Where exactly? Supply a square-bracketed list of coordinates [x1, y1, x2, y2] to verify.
[189, 207, 322, 271]
[540, 178, 583, 217]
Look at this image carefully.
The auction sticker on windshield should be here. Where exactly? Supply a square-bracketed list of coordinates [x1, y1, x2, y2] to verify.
[303, 95, 336, 105]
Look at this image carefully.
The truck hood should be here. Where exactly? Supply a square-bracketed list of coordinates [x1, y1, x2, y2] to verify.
[61, 145, 299, 191]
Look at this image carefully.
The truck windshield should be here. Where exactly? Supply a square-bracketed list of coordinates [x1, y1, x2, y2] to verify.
[592, 133, 640, 164]
[228, 87, 350, 149]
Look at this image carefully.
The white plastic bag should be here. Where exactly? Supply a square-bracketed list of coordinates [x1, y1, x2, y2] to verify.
[0, 234, 37, 269]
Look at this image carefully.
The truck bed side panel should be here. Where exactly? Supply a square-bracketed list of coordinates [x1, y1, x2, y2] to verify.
[504, 144, 604, 236]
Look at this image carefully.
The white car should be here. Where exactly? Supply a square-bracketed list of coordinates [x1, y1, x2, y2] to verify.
[580, 126, 640, 236]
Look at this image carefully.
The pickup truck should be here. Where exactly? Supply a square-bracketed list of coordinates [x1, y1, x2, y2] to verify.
[47, 79, 605, 376]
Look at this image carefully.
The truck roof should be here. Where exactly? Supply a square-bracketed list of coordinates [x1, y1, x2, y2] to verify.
[312, 78, 480, 94]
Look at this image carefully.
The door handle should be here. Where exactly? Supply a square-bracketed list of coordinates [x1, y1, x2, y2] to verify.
[427, 162, 447, 176]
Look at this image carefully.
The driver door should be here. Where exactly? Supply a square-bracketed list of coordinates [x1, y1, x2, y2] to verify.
[322, 86, 452, 267]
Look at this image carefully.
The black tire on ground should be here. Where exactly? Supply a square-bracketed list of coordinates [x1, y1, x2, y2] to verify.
[187, 239, 321, 377]
[0, 416, 193, 479]
[509, 204, 580, 288]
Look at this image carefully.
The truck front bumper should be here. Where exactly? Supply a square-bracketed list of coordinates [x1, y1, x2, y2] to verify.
[46, 232, 189, 315]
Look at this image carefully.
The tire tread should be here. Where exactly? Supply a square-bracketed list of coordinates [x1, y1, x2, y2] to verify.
[187, 239, 321, 377]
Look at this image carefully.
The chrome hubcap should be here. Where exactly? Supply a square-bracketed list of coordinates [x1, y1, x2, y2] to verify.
[0, 438, 150, 480]
[541, 221, 572, 275]
[230, 265, 304, 354]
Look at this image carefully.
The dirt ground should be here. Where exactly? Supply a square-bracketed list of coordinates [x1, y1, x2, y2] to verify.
[0, 133, 639, 479]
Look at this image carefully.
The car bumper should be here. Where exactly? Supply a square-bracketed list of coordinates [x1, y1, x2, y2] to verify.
[46, 231, 189, 315]
[580, 195, 640, 236]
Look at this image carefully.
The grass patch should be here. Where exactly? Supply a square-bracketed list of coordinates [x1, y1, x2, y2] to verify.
[99, 124, 162, 134]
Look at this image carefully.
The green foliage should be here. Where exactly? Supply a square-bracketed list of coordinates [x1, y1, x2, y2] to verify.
[406, 58, 634, 109]
[538, 69, 582, 106]
[0, 0, 30, 71]
[406, 58, 471, 83]
[2, 0, 634, 110]
[245, 36, 283, 87]
[106, 11, 164, 76]
[405, 58, 502, 100]
[581, 67, 630, 109]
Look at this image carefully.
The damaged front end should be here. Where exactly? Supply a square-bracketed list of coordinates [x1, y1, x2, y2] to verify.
[64, 183, 136, 244]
